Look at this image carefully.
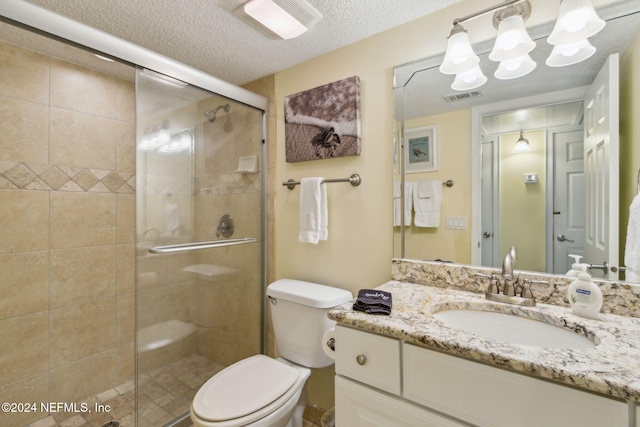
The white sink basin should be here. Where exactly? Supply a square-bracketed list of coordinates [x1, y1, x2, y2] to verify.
[433, 309, 596, 349]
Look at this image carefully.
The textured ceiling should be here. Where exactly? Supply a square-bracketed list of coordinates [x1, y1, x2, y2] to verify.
[16, 0, 462, 85]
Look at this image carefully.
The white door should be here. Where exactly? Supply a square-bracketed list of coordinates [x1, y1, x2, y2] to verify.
[552, 127, 585, 274]
[584, 54, 619, 280]
[481, 138, 499, 268]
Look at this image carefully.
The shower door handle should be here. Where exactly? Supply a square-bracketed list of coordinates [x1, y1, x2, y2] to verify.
[148, 237, 257, 254]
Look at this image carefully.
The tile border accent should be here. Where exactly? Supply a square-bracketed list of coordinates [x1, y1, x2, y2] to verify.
[0, 161, 134, 193]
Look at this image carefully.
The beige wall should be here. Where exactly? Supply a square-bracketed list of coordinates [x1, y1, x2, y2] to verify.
[499, 130, 547, 272]
[0, 40, 135, 427]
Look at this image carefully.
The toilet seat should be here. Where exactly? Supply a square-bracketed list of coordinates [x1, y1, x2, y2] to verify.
[192, 355, 303, 425]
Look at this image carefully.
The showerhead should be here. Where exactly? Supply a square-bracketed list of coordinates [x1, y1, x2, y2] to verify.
[204, 104, 231, 123]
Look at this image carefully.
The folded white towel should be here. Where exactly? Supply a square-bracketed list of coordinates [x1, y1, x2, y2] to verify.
[299, 177, 328, 244]
[393, 181, 413, 227]
[625, 195, 640, 282]
[413, 180, 442, 227]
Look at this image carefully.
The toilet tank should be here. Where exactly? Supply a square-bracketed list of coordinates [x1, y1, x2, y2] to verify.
[267, 279, 353, 368]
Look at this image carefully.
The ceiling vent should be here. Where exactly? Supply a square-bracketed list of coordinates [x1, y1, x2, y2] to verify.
[443, 91, 483, 103]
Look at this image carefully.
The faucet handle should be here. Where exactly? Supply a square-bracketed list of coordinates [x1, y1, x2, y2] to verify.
[475, 272, 500, 295]
[520, 280, 534, 299]
[519, 279, 550, 299]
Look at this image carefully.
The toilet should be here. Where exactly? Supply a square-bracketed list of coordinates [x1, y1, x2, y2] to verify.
[190, 279, 353, 427]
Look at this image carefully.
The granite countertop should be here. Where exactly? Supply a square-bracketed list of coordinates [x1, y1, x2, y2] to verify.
[328, 280, 640, 403]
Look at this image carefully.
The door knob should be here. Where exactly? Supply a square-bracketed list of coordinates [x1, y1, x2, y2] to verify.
[483, 232, 492, 238]
[556, 234, 574, 242]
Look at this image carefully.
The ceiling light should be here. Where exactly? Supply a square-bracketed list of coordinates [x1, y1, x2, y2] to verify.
[547, 0, 605, 45]
[489, 12, 536, 62]
[546, 38, 596, 67]
[233, 0, 322, 40]
[512, 130, 532, 153]
[451, 65, 487, 91]
[495, 53, 537, 80]
[439, 24, 479, 75]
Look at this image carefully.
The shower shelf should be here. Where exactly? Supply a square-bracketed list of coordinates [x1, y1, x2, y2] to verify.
[148, 237, 257, 254]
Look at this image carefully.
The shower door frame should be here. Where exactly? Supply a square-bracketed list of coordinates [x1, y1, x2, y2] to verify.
[0, 2, 270, 426]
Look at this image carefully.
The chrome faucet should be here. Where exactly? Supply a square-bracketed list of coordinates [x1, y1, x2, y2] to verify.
[475, 246, 549, 307]
[501, 253, 517, 296]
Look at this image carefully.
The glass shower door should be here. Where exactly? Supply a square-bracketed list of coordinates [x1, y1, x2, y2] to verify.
[135, 68, 264, 427]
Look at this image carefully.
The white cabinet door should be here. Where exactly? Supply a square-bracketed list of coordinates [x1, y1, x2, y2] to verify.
[335, 376, 469, 427]
[403, 343, 627, 427]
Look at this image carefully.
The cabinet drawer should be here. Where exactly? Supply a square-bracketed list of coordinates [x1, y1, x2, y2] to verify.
[335, 325, 401, 395]
[403, 343, 627, 427]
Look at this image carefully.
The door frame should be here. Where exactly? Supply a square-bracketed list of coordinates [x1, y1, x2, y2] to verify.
[471, 87, 588, 265]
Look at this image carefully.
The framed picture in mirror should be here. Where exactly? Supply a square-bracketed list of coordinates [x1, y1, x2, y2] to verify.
[405, 125, 438, 173]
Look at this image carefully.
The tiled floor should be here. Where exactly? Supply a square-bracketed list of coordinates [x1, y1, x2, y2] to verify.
[25, 354, 322, 427]
[24, 381, 135, 427]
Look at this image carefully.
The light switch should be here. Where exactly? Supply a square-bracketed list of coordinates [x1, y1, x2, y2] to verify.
[445, 216, 466, 230]
[524, 173, 538, 184]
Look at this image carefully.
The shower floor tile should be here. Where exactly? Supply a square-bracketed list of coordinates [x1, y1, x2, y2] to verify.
[24, 354, 321, 427]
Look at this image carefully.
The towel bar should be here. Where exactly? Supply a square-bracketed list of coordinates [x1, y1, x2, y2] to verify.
[283, 174, 361, 190]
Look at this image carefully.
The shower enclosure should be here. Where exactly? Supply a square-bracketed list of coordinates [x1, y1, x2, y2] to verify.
[0, 2, 267, 427]
[135, 69, 265, 427]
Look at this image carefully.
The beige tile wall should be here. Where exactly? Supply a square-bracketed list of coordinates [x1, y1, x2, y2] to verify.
[190, 97, 264, 367]
[0, 40, 135, 427]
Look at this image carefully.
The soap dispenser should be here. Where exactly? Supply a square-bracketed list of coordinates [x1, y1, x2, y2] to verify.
[567, 272, 603, 320]
[566, 254, 586, 277]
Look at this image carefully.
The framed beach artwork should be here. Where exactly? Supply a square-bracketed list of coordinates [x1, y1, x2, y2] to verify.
[284, 76, 361, 162]
[404, 125, 438, 173]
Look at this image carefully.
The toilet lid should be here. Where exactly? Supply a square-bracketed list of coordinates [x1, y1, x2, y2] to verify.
[192, 355, 300, 422]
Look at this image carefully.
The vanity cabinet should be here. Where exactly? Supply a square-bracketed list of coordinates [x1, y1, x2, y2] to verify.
[335, 326, 467, 426]
[335, 325, 628, 427]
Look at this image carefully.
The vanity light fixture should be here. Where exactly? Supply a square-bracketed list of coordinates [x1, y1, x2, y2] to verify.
[546, 38, 596, 67]
[233, 0, 322, 40]
[441, 0, 533, 90]
[451, 65, 488, 91]
[547, 0, 605, 45]
[495, 53, 537, 80]
[489, 7, 536, 62]
[512, 130, 532, 153]
[441, 0, 605, 90]
[439, 24, 480, 75]
[546, 0, 604, 67]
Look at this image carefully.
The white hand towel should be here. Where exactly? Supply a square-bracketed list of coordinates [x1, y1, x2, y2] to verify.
[413, 180, 442, 227]
[625, 195, 640, 282]
[299, 177, 328, 244]
[393, 181, 413, 227]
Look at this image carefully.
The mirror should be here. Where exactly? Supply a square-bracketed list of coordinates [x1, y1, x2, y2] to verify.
[393, 0, 640, 283]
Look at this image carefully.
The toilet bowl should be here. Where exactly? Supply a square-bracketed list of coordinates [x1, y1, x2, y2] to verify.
[190, 355, 311, 427]
[190, 279, 353, 427]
